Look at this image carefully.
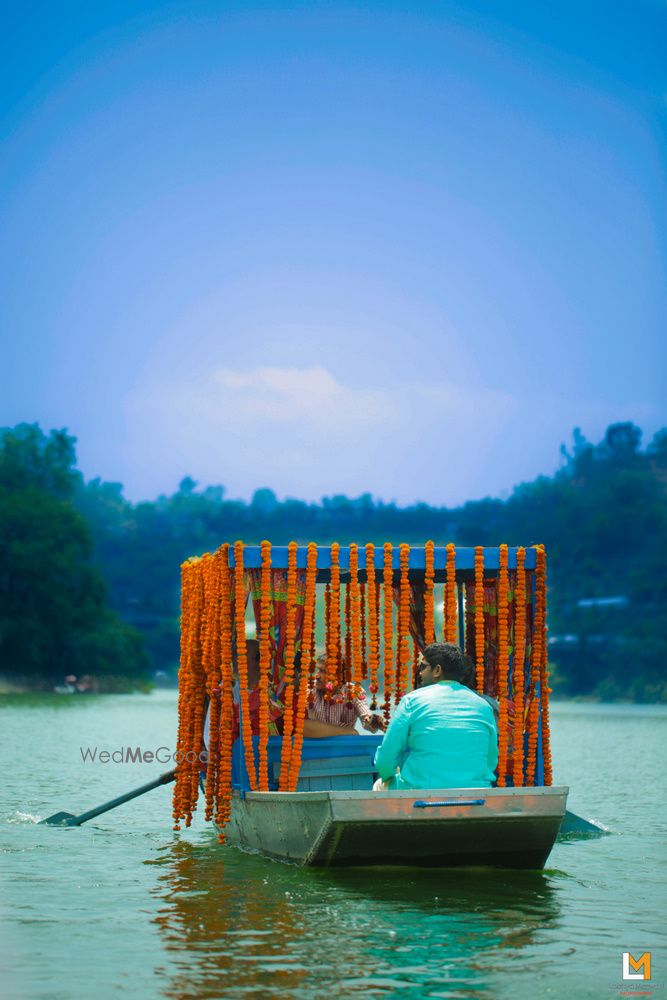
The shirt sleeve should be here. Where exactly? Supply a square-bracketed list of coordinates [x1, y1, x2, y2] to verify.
[353, 697, 372, 722]
[373, 697, 411, 780]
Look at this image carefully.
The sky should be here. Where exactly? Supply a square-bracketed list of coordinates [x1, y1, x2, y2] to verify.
[1, 0, 666, 506]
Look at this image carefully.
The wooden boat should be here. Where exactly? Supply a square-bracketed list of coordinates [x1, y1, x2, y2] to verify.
[226, 786, 568, 868]
[177, 542, 580, 868]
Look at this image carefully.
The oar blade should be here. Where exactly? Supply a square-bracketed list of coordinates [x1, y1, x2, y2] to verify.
[40, 811, 79, 826]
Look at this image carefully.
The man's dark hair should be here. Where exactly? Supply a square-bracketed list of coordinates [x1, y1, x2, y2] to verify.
[422, 642, 468, 681]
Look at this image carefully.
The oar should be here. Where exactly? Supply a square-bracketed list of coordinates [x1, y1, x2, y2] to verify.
[40, 768, 176, 826]
[558, 809, 608, 838]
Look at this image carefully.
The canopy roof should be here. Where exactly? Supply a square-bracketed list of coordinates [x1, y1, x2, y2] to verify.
[230, 544, 538, 581]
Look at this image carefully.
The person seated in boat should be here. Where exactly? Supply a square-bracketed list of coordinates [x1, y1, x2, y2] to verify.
[372, 642, 497, 790]
[276, 655, 383, 738]
[306, 656, 384, 733]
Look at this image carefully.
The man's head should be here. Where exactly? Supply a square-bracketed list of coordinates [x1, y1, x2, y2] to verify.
[417, 643, 469, 687]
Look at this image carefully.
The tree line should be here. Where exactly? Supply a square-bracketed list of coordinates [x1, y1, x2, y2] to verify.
[1, 421, 665, 699]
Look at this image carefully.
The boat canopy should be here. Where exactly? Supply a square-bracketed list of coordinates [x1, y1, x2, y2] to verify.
[171, 541, 551, 843]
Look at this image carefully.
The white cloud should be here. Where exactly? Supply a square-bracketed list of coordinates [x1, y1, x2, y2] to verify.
[211, 365, 393, 427]
[122, 365, 519, 504]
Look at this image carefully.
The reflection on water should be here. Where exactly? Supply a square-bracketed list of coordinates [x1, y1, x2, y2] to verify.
[148, 840, 562, 999]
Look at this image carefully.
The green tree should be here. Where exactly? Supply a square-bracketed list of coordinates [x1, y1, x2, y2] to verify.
[0, 424, 149, 688]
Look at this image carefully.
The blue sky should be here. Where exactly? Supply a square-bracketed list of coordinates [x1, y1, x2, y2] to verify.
[2, 1, 665, 505]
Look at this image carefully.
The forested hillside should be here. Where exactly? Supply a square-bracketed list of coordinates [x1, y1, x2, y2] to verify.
[2, 421, 666, 700]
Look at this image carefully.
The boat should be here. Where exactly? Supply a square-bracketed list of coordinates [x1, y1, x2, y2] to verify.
[175, 541, 573, 868]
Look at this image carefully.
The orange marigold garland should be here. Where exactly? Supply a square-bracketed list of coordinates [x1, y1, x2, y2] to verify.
[235, 541, 257, 791]
[307, 590, 317, 708]
[396, 543, 411, 703]
[258, 540, 272, 791]
[536, 545, 552, 785]
[474, 546, 485, 693]
[424, 540, 435, 646]
[173, 559, 195, 830]
[202, 552, 221, 823]
[287, 542, 318, 791]
[445, 543, 457, 643]
[526, 545, 546, 786]
[214, 543, 234, 841]
[382, 543, 394, 725]
[512, 546, 527, 788]
[187, 559, 206, 825]
[349, 543, 363, 699]
[278, 542, 299, 789]
[326, 544, 341, 699]
[365, 543, 380, 710]
[344, 577, 352, 697]
[360, 581, 367, 679]
[496, 544, 510, 786]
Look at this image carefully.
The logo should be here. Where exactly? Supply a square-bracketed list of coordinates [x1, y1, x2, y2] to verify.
[623, 953, 651, 981]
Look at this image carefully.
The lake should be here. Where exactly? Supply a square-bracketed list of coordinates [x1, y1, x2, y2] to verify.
[1, 693, 665, 999]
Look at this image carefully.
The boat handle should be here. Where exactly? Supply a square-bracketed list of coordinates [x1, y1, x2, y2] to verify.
[413, 799, 486, 808]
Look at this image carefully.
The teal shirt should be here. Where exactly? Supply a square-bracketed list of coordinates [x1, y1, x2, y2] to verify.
[373, 681, 498, 789]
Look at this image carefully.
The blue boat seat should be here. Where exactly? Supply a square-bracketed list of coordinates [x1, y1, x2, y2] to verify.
[232, 735, 383, 792]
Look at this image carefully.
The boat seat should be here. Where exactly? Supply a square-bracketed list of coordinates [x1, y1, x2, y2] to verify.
[272, 754, 377, 791]
[231, 735, 383, 791]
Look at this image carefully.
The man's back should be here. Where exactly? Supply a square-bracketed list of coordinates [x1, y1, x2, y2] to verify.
[374, 680, 498, 789]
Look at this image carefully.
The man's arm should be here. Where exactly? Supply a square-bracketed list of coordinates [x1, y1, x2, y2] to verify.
[353, 697, 384, 732]
[373, 698, 411, 780]
[303, 718, 356, 738]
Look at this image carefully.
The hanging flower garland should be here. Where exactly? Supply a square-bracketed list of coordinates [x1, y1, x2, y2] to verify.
[349, 543, 363, 700]
[536, 545, 552, 785]
[287, 542, 318, 791]
[202, 552, 221, 823]
[234, 541, 257, 791]
[526, 545, 546, 786]
[512, 546, 527, 788]
[445, 543, 457, 643]
[396, 543, 411, 703]
[257, 540, 272, 791]
[173, 557, 208, 829]
[187, 559, 206, 825]
[360, 581, 368, 679]
[474, 546, 485, 693]
[214, 543, 234, 841]
[382, 543, 394, 725]
[424, 540, 435, 646]
[307, 592, 317, 708]
[323, 582, 330, 698]
[326, 544, 341, 700]
[173, 560, 194, 830]
[278, 541, 299, 789]
[344, 577, 352, 698]
[496, 544, 510, 786]
[365, 543, 380, 710]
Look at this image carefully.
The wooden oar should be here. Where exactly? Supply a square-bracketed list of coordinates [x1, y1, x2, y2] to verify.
[40, 768, 176, 826]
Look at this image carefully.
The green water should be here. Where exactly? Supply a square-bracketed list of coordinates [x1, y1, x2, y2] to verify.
[1, 693, 665, 999]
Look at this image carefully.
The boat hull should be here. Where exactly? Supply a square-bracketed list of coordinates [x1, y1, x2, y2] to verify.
[225, 785, 568, 868]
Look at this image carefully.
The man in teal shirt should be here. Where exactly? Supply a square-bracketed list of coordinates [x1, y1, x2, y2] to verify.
[373, 643, 498, 790]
